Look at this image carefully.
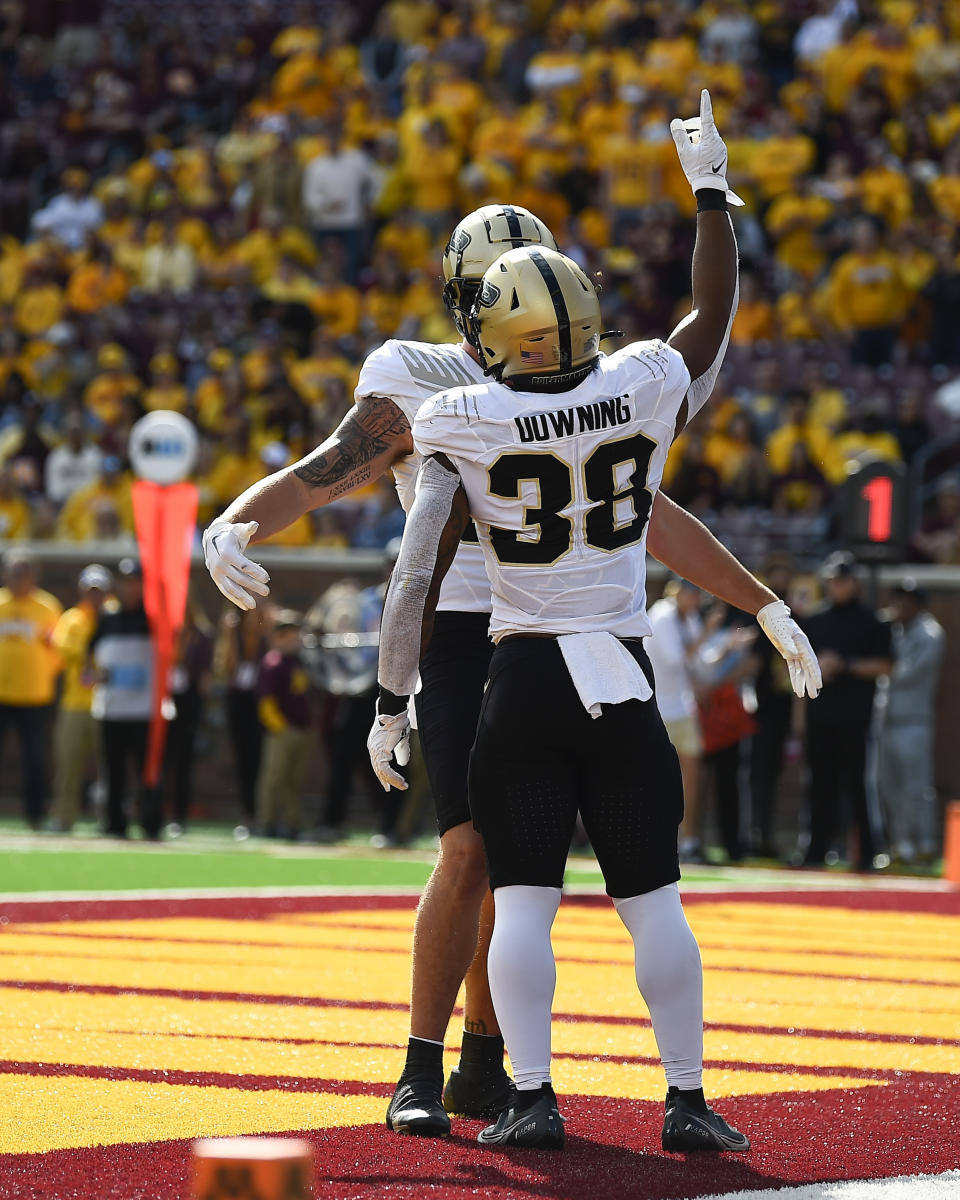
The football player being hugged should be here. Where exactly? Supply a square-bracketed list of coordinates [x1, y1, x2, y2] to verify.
[205, 93, 816, 1142]
[368, 93, 821, 1150]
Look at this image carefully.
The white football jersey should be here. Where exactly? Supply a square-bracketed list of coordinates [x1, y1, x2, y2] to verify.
[355, 338, 490, 612]
[412, 339, 692, 641]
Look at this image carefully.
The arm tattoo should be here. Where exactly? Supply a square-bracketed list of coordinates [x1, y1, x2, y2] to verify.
[293, 395, 412, 495]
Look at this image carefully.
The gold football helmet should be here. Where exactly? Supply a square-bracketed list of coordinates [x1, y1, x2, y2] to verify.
[442, 204, 558, 341]
[468, 247, 602, 390]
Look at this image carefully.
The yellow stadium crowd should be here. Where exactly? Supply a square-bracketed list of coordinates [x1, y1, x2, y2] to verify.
[0, 0, 958, 553]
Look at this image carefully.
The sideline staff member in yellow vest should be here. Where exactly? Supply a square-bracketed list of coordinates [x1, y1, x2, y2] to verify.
[0, 550, 62, 828]
[48, 564, 114, 832]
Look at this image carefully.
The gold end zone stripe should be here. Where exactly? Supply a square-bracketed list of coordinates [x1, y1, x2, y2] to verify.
[7, 926, 959, 992]
[6, 949, 955, 1024]
[0, 1027, 410, 1084]
[3, 952, 957, 1024]
[0, 949, 411, 1005]
[12, 914, 419, 943]
[8, 986, 955, 1060]
[0, 987, 399, 1041]
[0, 929, 414, 961]
[559, 904, 956, 945]
[0, 1074, 386, 1155]
[14, 906, 953, 962]
[4, 984, 956, 1086]
[554, 963, 960, 1019]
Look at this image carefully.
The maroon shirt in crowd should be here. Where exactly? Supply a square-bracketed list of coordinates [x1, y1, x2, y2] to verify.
[258, 649, 311, 729]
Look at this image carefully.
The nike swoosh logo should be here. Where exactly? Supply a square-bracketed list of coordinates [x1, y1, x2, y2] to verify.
[711, 162, 724, 173]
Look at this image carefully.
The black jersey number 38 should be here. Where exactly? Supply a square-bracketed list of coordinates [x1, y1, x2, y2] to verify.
[486, 432, 657, 565]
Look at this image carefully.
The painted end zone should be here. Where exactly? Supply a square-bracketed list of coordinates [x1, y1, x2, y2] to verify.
[0, 887, 958, 1200]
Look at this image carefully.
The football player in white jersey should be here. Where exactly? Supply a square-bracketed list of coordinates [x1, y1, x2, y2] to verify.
[368, 96, 820, 1151]
[204, 103, 816, 1141]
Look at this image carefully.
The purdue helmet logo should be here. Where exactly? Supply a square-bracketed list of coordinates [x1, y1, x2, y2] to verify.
[447, 227, 471, 255]
[478, 279, 501, 308]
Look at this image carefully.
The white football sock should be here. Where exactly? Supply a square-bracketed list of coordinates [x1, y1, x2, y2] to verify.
[613, 883, 704, 1090]
[487, 884, 562, 1091]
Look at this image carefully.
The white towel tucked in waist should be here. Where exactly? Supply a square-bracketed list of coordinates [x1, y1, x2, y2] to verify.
[558, 631, 653, 718]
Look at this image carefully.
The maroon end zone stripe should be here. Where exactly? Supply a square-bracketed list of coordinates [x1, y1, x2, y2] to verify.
[579, 888, 960, 915]
[0, 978, 410, 1010]
[28, 1025, 407, 1050]
[1, 886, 958, 927]
[2, 1076, 959, 1200]
[0, 1054, 938, 1088]
[0, 1059, 395, 1096]
[0, 941, 410, 965]
[20, 1013, 960, 1053]
[0, 894, 422, 925]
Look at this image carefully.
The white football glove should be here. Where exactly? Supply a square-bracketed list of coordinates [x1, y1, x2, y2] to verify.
[203, 518, 271, 611]
[367, 704, 411, 792]
[670, 88, 744, 207]
[756, 600, 822, 699]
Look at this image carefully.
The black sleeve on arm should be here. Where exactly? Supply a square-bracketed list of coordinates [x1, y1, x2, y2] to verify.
[377, 685, 409, 715]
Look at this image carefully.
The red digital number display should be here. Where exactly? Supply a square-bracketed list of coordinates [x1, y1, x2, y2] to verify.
[861, 475, 893, 542]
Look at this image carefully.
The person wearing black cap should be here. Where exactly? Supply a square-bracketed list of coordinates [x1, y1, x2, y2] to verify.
[88, 558, 162, 839]
[877, 581, 944, 865]
[802, 552, 893, 870]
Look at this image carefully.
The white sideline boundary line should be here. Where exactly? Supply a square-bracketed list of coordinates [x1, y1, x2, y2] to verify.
[0, 875, 955, 906]
[0, 885, 430, 904]
[696, 1169, 960, 1199]
[0, 883, 649, 903]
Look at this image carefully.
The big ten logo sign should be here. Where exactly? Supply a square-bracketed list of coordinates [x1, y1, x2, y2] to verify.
[199, 1161, 310, 1200]
[129, 410, 198, 485]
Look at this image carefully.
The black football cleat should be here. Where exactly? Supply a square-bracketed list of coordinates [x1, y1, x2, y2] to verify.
[477, 1085, 565, 1150]
[385, 1076, 451, 1138]
[443, 1064, 516, 1120]
[662, 1089, 750, 1153]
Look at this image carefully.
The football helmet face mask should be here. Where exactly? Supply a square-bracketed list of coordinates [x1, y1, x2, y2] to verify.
[467, 247, 602, 392]
[442, 205, 558, 344]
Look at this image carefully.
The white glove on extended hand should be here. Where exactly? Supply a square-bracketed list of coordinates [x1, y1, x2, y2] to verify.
[757, 600, 822, 699]
[203, 518, 271, 611]
[670, 88, 744, 207]
[367, 704, 411, 792]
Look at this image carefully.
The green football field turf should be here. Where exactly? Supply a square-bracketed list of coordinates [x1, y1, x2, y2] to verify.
[0, 824, 745, 893]
[3, 822, 935, 896]
[0, 827, 618, 893]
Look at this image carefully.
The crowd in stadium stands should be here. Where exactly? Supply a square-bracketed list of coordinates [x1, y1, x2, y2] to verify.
[0, 0, 957, 558]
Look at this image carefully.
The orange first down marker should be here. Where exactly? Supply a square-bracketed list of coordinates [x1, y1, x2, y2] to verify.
[191, 1137, 313, 1200]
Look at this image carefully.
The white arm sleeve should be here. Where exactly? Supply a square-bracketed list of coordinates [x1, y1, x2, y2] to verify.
[672, 271, 739, 424]
[378, 454, 463, 698]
